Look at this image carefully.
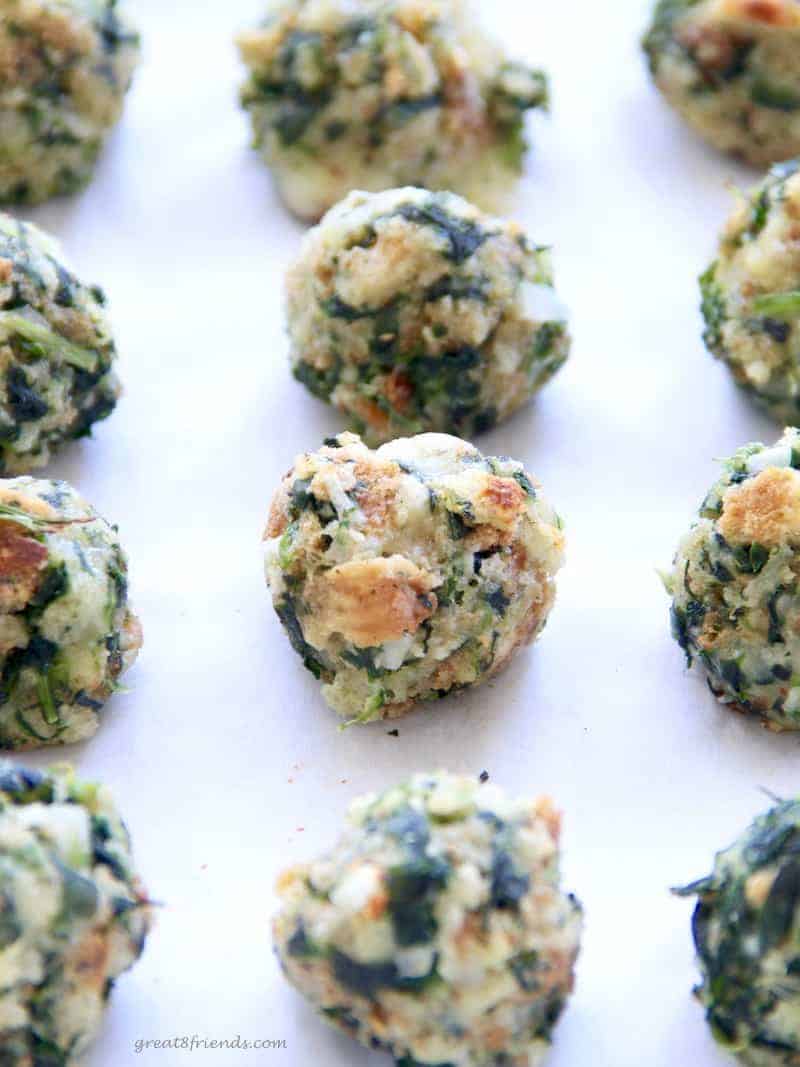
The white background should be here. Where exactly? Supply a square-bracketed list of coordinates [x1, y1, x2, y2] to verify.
[12, 0, 800, 1063]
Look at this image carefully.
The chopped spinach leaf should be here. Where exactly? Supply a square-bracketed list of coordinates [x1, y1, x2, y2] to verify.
[322, 295, 376, 322]
[700, 264, 727, 352]
[287, 922, 318, 958]
[509, 950, 541, 991]
[490, 848, 530, 910]
[387, 854, 449, 946]
[752, 292, 800, 320]
[760, 861, 800, 951]
[485, 586, 510, 616]
[6, 366, 48, 422]
[330, 950, 398, 999]
[275, 596, 329, 681]
[341, 646, 388, 680]
[396, 203, 488, 264]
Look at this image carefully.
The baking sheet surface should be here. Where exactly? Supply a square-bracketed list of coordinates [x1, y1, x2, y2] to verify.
[14, 2, 799, 1064]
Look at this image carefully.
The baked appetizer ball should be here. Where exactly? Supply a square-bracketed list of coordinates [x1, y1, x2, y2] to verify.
[287, 187, 570, 443]
[0, 477, 141, 748]
[676, 796, 800, 1066]
[0, 762, 151, 1063]
[701, 159, 800, 422]
[274, 771, 582, 1067]
[236, 0, 549, 221]
[0, 0, 141, 205]
[644, 0, 800, 166]
[264, 432, 564, 724]
[0, 213, 121, 472]
[665, 427, 800, 731]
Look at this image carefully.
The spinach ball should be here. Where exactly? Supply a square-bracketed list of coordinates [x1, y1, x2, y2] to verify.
[0, 0, 140, 205]
[0, 761, 152, 1063]
[237, 0, 549, 221]
[0, 213, 121, 472]
[701, 159, 800, 422]
[264, 432, 564, 724]
[274, 771, 582, 1067]
[644, 0, 800, 166]
[666, 427, 800, 730]
[0, 477, 141, 748]
[677, 796, 800, 1066]
[286, 187, 570, 443]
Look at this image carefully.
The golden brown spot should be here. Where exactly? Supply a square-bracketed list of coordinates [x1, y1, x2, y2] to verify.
[0, 14, 85, 84]
[29, 10, 89, 53]
[275, 865, 306, 896]
[315, 263, 335, 287]
[461, 476, 535, 550]
[236, 15, 294, 67]
[453, 912, 487, 954]
[787, 185, 800, 222]
[465, 526, 513, 554]
[315, 556, 436, 647]
[385, 64, 410, 99]
[718, 467, 800, 547]
[0, 487, 59, 521]
[349, 395, 390, 436]
[0, 523, 46, 578]
[69, 931, 109, 993]
[118, 610, 143, 677]
[712, 0, 800, 25]
[394, 1, 433, 39]
[0, 259, 12, 284]
[737, 0, 789, 23]
[680, 23, 742, 73]
[265, 494, 290, 540]
[535, 946, 577, 996]
[485, 562, 553, 677]
[533, 796, 562, 843]
[352, 460, 401, 526]
[376, 232, 418, 278]
[741, 280, 757, 299]
[699, 613, 724, 651]
[363, 887, 388, 920]
[442, 74, 492, 144]
[745, 867, 777, 908]
[368, 1003, 389, 1036]
[427, 653, 464, 695]
[0, 521, 48, 614]
[511, 542, 528, 573]
[120, 612, 143, 656]
[265, 473, 302, 541]
[484, 1026, 511, 1053]
[478, 476, 527, 525]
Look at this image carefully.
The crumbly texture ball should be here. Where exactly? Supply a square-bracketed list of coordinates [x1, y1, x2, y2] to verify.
[0, 477, 141, 748]
[274, 772, 582, 1067]
[264, 432, 564, 724]
[665, 427, 800, 731]
[0, 762, 151, 1063]
[676, 797, 800, 1067]
[701, 160, 800, 423]
[0, 0, 140, 205]
[0, 213, 121, 472]
[286, 187, 570, 444]
[644, 0, 800, 166]
[237, 0, 549, 221]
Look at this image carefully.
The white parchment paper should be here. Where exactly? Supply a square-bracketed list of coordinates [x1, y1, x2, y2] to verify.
[12, 1, 800, 1064]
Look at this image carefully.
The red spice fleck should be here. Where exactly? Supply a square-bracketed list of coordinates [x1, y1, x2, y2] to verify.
[385, 369, 414, 412]
[742, 0, 785, 24]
